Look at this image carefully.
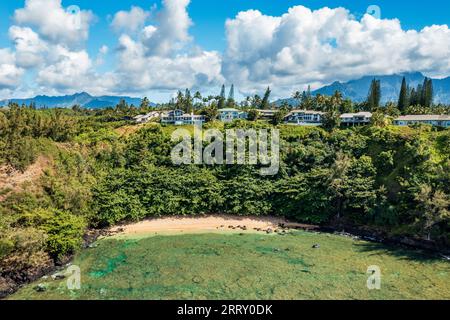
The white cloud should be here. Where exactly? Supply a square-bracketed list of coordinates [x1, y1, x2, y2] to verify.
[111, 6, 150, 34]
[141, 0, 193, 56]
[111, 0, 223, 94]
[13, 0, 93, 48]
[36, 46, 91, 89]
[9, 26, 47, 68]
[223, 6, 450, 97]
[0, 49, 24, 89]
[3, 0, 105, 96]
[3, 2, 450, 101]
[113, 35, 222, 93]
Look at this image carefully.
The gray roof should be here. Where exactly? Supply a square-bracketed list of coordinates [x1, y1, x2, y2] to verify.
[340, 112, 372, 118]
[395, 115, 450, 121]
[289, 110, 325, 115]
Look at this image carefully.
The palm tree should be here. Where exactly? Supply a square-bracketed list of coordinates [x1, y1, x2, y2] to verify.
[193, 91, 202, 109]
[292, 91, 302, 107]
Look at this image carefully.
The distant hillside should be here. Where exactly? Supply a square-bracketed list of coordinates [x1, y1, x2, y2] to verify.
[276, 72, 450, 106]
[0, 92, 150, 109]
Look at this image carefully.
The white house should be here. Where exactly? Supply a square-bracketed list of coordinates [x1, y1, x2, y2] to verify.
[285, 110, 325, 126]
[258, 110, 278, 121]
[394, 115, 450, 128]
[340, 112, 372, 126]
[218, 108, 248, 122]
[133, 111, 161, 124]
[161, 109, 205, 125]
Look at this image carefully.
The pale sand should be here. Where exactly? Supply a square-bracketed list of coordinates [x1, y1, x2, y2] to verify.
[109, 215, 308, 236]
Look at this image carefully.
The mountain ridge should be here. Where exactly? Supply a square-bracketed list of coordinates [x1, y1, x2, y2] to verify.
[276, 72, 450, 106]
[0, 92, 148, 109]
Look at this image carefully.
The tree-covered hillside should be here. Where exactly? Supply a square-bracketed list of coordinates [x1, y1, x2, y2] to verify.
[0, 103, 449, 296]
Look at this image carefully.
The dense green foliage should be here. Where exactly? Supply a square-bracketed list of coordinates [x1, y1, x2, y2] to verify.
[0, 103, 449, 296]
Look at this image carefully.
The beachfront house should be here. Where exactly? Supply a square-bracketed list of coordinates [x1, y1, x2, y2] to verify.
[284, 110, 325, 126]
[340, 112, 372, 126]
[258, 110, 278, 121]
[218, 108, 248, 122]
[394, 115, 450, 128]
[133, 111, 161, 124]
[161, 109, 206, 125]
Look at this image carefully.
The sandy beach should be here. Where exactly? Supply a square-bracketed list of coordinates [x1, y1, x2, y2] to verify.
[109, 215, 309, 236]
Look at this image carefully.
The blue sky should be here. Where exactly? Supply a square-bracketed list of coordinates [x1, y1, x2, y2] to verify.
[1, 0, 450, 101]
[2, 0, 449, 56]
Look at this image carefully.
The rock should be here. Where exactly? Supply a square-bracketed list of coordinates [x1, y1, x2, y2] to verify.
[266, 228, 273, 234]
[192, 277, 202, 284]
[312, 244, 321, 249]
[34, 284, 47, 292]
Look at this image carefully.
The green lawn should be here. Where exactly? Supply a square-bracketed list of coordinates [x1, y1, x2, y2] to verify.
[10, 231, 450, 300]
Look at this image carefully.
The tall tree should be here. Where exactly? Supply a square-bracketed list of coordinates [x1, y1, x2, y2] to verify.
[409, 87, 418, 106]
[226, 84, 235, 108]
[218, 85, 226, 109]
[175, 91, 184, 111]
[397, 77, 409, 113]
[423, 78, 434, 108]
[261, 87, 272, 109]
[184, 89, 193, 113]
[228, 84, 235, 102]
[292, 91, 302, 107]
[367, 79, 381, 111]
[193, 91, 202, 109]
[140, 97, 151, 112]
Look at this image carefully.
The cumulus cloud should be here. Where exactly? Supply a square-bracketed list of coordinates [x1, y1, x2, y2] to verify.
[13, 0, 94, 48]
[4, 0, 105, 96]
[36, 46, 92, 89]
[115, 35, 222, 92]
[141, 0, 193, 56]
[111, 0, 223, 93]
[4, 2, 450, 101]
[111, 6, 150, 34]
[223, 6, 450, 97]
[9, 26, 47, 68]
[0, 49, 24, 89]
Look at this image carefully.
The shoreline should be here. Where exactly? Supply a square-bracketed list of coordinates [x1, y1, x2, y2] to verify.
[107, 215, 313, 238]
[2, 215, 449, 299]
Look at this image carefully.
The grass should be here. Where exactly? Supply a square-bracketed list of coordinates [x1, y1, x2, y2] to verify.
[9, 231, 450, 300]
